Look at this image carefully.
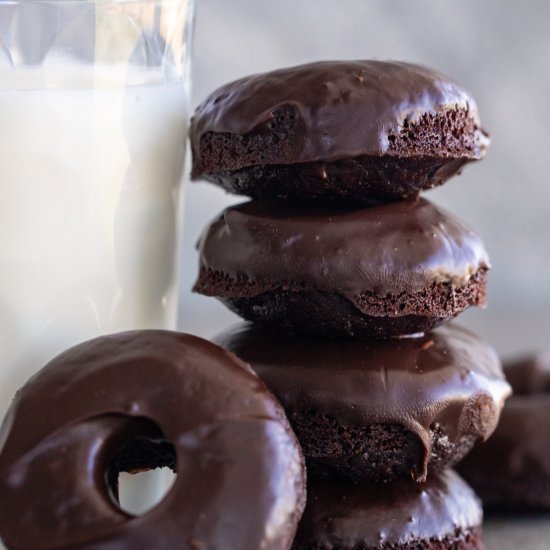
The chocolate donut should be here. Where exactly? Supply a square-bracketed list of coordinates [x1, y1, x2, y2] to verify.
[459, 353, 550, 510]
[215, 323, 511, 483]
[0, 330, 306, 549]
[190, 60, 489, 205]
[292, 470, 484, 550]
[196, 198, 490, 338]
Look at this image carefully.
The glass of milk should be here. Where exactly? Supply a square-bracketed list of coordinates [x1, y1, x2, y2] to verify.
[0, 4, 193, 425]
[0, 0, 195, 524]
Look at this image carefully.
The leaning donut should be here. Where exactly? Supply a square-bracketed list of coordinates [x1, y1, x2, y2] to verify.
[0, 330, 306, 549]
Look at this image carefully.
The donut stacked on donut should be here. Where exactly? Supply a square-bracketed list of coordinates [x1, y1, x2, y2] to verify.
[192, 60, 511, 549]
[191, 60, 489, 206]
[215, 324, 511, 485]
[215, 324, 510, 549]
[191, 60, 491, 338]
[195, 199, 489, 339]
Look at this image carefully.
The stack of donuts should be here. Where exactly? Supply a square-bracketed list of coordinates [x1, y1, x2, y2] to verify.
[191, 60, 512, 549]
[0, 61, 516, 550]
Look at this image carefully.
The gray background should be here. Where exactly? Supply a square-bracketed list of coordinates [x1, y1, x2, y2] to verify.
[179, 0, 550, 360]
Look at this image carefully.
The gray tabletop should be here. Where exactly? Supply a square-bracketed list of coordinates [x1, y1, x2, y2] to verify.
[1, 518, 548, 549]
[485, 516, 550, 549]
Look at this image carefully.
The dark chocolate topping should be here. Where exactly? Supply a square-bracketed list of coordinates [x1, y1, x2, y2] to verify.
[190, 60, 489, 164]
[0, 331, 305, 550]
[294, 470, 482, 547]
[197, 198, 490, 302]
[215, 323, 511, 480]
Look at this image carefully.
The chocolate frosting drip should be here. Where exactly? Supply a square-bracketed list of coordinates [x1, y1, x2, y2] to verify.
[215, 323, 511, 480]
[0, 331, 305, 550]
[294, 470, 482, 547]
[197, 198, 490, 301]
[190, 60, 489, 163]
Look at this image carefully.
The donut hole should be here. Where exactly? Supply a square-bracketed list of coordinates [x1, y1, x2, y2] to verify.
[107, 420, 177, 517]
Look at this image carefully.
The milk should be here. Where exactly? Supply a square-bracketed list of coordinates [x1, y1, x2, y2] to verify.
[0, 67, 188, 420]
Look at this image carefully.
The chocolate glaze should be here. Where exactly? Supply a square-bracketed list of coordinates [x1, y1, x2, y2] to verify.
[459, 354, 550, 504]
[196, 198, 490, 303]
[190, 60, 489, 164]
[215, 323, 511, 481]
[293, 470, 482, 548]
[0, 331, 306, 550]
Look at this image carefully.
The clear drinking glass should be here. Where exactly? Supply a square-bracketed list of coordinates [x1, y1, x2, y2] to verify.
[0, 0, 194, 421]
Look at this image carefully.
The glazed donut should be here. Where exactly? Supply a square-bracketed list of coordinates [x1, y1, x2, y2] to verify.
[190, 60, 489, 206]
[215, 322, 511, 483]
[459, 353, 550, 510]
[0, 330, 306, 549]
[293, 470, 484, 549]
[195, 198, 489, 339]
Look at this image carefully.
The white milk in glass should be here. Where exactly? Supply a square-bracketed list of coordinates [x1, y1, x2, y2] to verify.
[0, 65, 188, 420]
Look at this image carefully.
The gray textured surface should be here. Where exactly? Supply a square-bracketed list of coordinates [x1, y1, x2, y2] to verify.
[484, 515, 550, 549]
